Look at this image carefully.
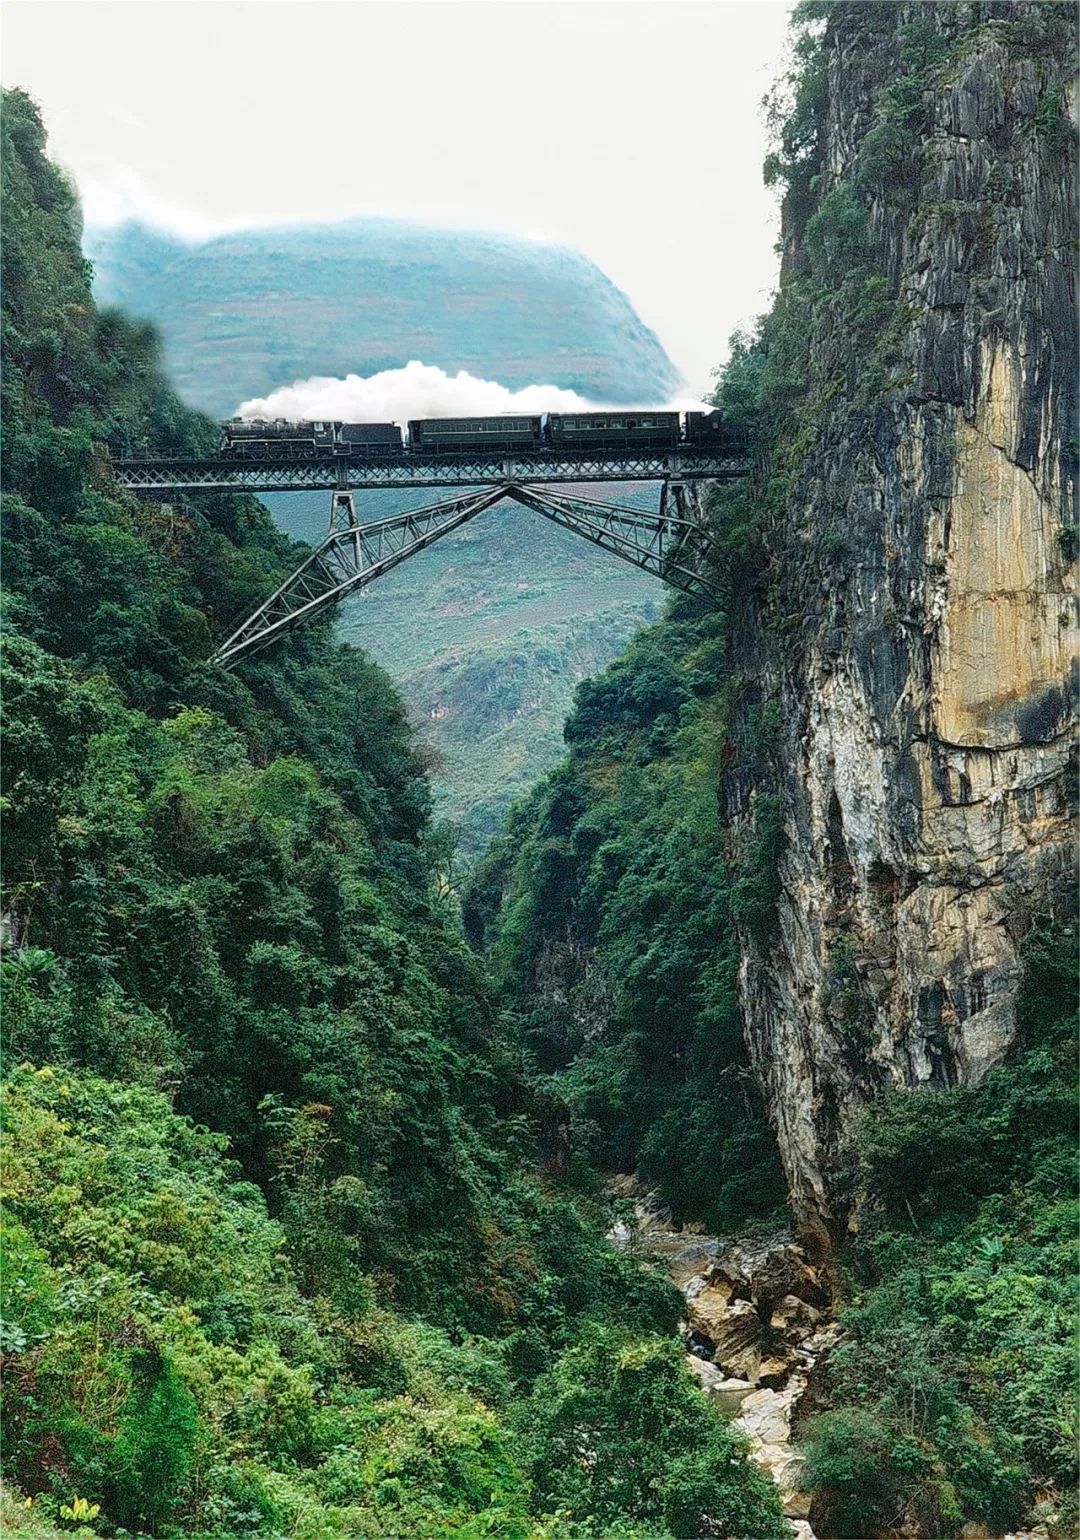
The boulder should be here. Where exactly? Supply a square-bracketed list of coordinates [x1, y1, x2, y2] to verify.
[686, 1281, 741, 1342]
[758, 1353, 797, 1390]
[685, 1356, 727, 1394]
[747, 1243, 831, 1316]
[685, 1357, 758, 1414]
[770, 1293, 824, 1332]
[736, 1383, 812, 1520]
[701, 1298, 765, 1378]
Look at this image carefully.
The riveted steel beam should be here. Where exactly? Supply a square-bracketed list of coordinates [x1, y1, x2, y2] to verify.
[115, 449, 748, 493]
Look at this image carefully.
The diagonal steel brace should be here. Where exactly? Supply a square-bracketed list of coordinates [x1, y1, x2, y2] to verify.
[213, 481, 722, 669]
[214, 485, 506, 667]
[502, 484, 721, 599]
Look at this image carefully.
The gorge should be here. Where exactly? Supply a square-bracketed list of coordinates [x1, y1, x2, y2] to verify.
[2, 3, 1077, 1538]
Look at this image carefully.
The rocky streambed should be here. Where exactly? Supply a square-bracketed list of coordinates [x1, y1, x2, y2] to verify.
[609, 1183, 1057, 1540]
[608, 1180, 841, 1539]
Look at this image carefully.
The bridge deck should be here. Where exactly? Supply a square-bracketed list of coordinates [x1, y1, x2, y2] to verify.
[113, 448, 750, 493]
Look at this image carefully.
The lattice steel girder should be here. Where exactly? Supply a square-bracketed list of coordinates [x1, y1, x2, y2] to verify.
[504, 484, 720, 599]
[115, 449, 748, 493]
[214, 486, 508, 667]
[213, 482, 723, 669]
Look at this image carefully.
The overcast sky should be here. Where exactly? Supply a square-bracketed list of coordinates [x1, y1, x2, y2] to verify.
[3, 0, 792, 395]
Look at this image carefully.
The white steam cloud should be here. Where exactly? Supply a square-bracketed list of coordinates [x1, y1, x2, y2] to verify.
[237, 361, 708, 423]
[237, 362, 595, 423]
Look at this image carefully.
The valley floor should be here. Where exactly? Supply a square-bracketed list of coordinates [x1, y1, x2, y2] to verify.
[610, 1180, 837, 1538]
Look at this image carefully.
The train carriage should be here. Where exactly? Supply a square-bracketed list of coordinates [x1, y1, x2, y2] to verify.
[683, 410, 723, 444]
[407, 416, 543, 454]
[683, 409, 748, 453]
[339, 422, 404, 454]
[548, 411, 680, 452]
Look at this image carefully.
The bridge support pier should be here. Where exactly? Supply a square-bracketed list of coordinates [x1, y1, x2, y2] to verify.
[330, 467, 359, 533]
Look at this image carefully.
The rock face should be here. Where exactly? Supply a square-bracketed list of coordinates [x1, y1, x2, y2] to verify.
[735, 2, 1078, 1231]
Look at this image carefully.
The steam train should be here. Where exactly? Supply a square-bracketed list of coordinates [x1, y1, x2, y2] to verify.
[219, 409, 740, 459]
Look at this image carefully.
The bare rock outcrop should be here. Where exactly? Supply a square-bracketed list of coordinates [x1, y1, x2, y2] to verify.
[730, 1, 1078, 1234]
[611, 1187, 840, 1534]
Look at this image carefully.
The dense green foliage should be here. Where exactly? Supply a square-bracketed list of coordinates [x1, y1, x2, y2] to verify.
[4, 1066, 778, 1540]
[0, 90, 783, 1538]
[3, 1064, 531, 1538]
[3, 82, 510, 1331]
[522, 1327, 787, 1539]
[466, 605, 788, 1233]
[803, 925, 1078, 1538]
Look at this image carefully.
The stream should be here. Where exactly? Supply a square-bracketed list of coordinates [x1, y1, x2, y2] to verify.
[608, 1178, 841, 1539]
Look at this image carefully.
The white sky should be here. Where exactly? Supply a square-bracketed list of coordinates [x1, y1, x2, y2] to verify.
[3, 0, 792, 395]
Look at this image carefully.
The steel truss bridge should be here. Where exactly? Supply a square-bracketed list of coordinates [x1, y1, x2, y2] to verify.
[113, 448, 749, 668]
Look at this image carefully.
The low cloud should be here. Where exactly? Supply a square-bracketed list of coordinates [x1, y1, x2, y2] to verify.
[237, 362, 706, 423]
[82, 167, 248, 245]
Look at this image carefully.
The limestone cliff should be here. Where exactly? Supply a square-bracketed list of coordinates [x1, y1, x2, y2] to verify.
[735, 1, 1077, 1230]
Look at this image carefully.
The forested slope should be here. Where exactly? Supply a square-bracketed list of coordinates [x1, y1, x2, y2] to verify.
[469, 3, 1078, 1534]
[464, 602, 789, 1236]
[0, 90, 784, 1540]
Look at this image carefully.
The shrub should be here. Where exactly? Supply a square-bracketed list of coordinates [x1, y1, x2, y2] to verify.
[524, 1326, 786, 1537]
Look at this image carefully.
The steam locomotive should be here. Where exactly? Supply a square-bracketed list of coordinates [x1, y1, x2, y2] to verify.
[219, 409, 739, 459]
[219, 419, 402, 459]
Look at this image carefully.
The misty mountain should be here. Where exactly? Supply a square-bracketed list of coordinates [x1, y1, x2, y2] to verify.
[85, 215, 682, 417]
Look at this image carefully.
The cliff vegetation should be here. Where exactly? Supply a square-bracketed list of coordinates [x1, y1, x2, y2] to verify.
[469, 2, 1078, 1534]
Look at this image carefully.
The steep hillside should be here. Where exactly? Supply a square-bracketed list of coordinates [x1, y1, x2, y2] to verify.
[0, 89, 784, 1540]
[471, 4, 1078, 1533]
[87, 218, 674, 847]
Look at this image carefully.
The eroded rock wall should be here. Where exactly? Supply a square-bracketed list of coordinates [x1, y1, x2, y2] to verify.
[740, 3, 1078, 1230]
